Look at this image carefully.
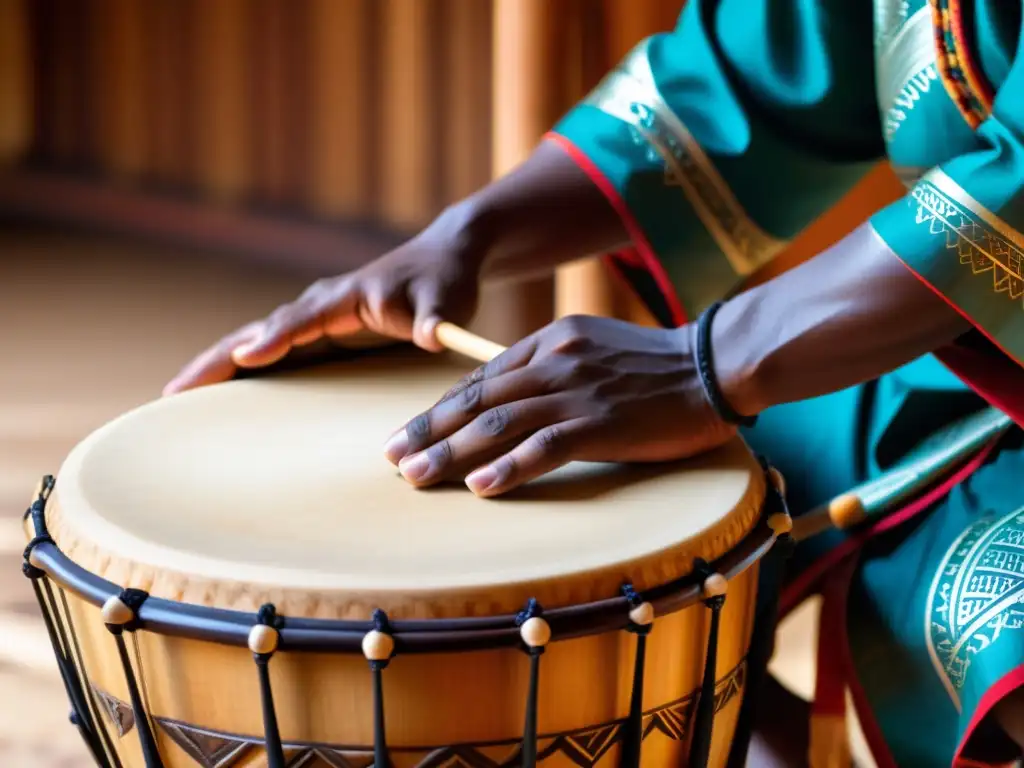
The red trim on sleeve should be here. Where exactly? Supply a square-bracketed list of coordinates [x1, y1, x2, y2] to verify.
[889, 250, 1024, 427]
[544, 132, 687, 326]
[937, 344, 1024, 429]
[953, 665, 1024, 767]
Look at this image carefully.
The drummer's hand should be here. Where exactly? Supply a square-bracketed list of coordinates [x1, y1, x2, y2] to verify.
[384, 315, 737, 497]
[162, 216, 481, 395]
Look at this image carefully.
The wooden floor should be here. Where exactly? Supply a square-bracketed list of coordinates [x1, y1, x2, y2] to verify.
[0, 224, 869, 766]
[0, 224, 309, 765]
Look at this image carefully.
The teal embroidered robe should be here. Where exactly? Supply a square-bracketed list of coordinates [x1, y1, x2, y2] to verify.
[549, 2, 1024, 765]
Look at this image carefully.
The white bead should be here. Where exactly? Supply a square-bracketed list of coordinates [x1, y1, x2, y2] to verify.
[248, 624, 279, 655]
[101, 596, 134, 626]
[702, 573, 728, 599]
[519, 616, 551, 649]
[362, 629, 395, 661]
[628, 601, 655, 626]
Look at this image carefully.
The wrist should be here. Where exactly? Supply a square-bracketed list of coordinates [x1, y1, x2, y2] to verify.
[707, 293, 772, 418]
[425, 196, 497, 275]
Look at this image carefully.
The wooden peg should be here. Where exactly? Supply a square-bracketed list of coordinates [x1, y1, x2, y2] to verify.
[519, 616, 551, 649]
[102, 595, 134, 626]
[248, 624, 280, 655]
[702, 573, 728, 599]
[628, 601, 655, 627]
[361, 629, 395, 662]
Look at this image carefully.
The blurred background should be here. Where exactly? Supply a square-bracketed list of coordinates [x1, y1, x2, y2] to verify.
[0, 0, 904, 764]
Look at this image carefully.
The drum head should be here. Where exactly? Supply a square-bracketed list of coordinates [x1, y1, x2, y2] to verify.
[47, 349, 765, 619]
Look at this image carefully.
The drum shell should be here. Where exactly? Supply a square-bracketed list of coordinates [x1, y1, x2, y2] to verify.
[50, 563, 760, 767]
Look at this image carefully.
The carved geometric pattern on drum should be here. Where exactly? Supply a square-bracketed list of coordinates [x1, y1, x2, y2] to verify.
[157, 721, 254, 767]
[92, 684, 135, 738]
[415, 745, 521, 767]
[283, 748, 376, 767]
[911, 179, 1024, 308]
[544, 724, 620, 766]
[926, 506, 1024, 708]
[99, 659, 746, 767]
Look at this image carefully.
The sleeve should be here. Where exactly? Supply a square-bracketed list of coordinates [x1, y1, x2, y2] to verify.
[868, 16, 1024, 764]
[548, 0, 883, 326]
[870, 17, 1024, 371]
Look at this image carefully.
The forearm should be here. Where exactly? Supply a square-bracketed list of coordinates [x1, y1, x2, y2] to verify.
[438, 139, 630, 282]
[714, 223, 972, 416]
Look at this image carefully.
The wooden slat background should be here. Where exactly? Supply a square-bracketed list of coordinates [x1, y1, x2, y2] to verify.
[1, 0, 903, 332]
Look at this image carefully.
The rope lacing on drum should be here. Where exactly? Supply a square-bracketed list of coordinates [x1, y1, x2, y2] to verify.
[689, 559, 728, 768]
[514, 598, 550, 768]
[22, 476, 55, 579]
[21, 475, 117, 767]
[249, 603, 286, 768]
[362, 609, 395, 768]
[102, 588, 164, 768]
[22, 474, 55, 522]
[759, 456, 796, 560]
[620, 584, 655, 768]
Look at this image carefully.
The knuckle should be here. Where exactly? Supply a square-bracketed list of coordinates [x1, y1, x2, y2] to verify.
[406, 413, 432, 445]
[457, 382, 485, 414]
[469, 363, 490, 384]
[533, 426, 567, 459]
[552, 315, 593, 353]
[479, 405, 513, 437]
[437, 366, 484, 406]
[427, 439, 453, 468]
[552, 335, 592, 356]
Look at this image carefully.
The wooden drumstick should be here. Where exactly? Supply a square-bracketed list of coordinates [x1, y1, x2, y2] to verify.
[435, 322, 507, 363]
[791, 406, 1012, 542]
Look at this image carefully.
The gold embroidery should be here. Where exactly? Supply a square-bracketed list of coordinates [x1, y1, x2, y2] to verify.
[910, 169, 1024, 306]
[876, 5, 941, 142]
[926, 506, 1024, 710]
[583, 41, 787, 277]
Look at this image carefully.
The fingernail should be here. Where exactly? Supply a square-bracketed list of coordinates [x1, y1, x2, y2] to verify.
[466, 466, 498, 495]
[383, 430, 409, 463]
[399, 452, 430, 483]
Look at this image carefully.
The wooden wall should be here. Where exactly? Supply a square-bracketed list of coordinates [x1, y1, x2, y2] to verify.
[8, 0, 495, 230]
[0, 0, 903, 339]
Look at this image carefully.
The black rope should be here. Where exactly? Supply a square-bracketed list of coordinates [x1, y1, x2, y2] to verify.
[688, 561, 725, 768]
[23, 474, 55, 523]
[515, 599, 545, 768]
[60, 588, 123, 768]
[21, 478, 114, 768]
[106, 589, 163, 768]
[514, 598, 543, 629]
[44, 581, 106, 750]
[30, 578, 111, 766]
[368, 609, 393, 768]
[253, 604, 286, 768]
[620, 584, 650, 768]
[759, 456, 796, 562]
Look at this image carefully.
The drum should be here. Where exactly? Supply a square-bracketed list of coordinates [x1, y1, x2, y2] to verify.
[21, 348, 791, 768]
